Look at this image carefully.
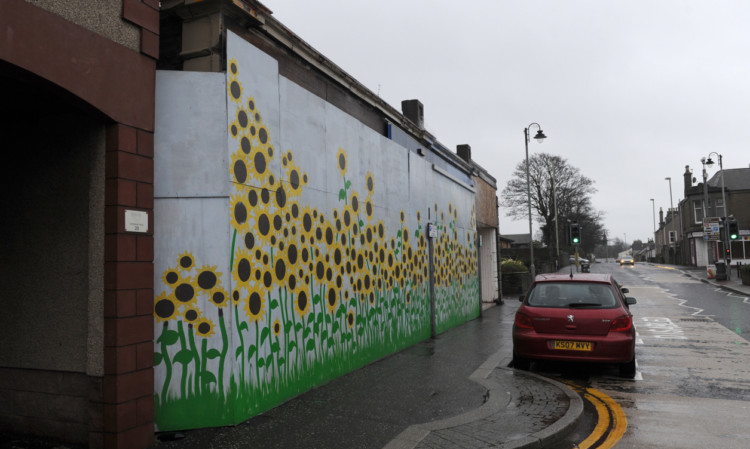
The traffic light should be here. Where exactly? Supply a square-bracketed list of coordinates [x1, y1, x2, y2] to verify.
[570, 222, 581, 245]
[728, 219, 739, 240]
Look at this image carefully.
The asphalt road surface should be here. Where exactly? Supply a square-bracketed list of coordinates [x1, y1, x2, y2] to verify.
[539, 262, 750, 449]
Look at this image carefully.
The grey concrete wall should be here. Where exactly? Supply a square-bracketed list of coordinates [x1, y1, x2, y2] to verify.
[0, 112, 105, 373]
[23, 0, 140, 52]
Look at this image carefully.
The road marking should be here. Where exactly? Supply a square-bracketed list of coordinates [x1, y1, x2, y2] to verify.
[588, 387, 628, 448]
[654, 265, 677, 270]
[640, 317, 688, 340]
[578, 391, 609, 449]
[562, 381, 628, 449]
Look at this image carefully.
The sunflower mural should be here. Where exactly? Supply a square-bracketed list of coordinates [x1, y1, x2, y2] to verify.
[154, 51, 478, 431]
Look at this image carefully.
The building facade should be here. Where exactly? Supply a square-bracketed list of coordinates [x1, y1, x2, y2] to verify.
[152, 0, 499, 431]
[1, 0, 159, 447]
[1, 0, 502, 446]
[659, 164, 750, 271]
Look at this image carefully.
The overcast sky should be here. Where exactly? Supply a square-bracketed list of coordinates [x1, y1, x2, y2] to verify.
[267, 0, 750, 246]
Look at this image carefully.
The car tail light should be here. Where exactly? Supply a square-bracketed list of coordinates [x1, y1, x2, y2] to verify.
[610, 315, 632, 332]
[514, 312, 534, 329]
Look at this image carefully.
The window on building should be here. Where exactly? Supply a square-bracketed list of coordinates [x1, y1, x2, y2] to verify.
[693, 199, 704, 223]
[714, 198, 725, 218]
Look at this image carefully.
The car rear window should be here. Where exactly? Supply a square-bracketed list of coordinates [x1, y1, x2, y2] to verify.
[526, 282, 617, 308]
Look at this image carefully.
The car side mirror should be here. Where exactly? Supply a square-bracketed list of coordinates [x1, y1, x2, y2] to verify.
[518, 295, 525, 302]
[621, 288, 629, 294]
[626, 297, 637, 305]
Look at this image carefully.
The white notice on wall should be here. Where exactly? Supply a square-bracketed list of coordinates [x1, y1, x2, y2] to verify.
[125, 210, 149, 233]
[427, 222, 437, 238]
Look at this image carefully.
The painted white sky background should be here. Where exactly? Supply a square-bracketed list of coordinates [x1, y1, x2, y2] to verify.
[266, 0, 750, 245]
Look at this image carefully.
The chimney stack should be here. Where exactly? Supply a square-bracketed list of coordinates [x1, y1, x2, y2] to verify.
[401, 99, 424, 130]
[683, 165, 692, 198]
[457, 144, 471, 162]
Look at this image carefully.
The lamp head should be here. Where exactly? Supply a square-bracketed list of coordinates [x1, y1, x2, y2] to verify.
[705, 157, 715, 167]
[665, 177, 671, 181]
[533, 129, 547, 143]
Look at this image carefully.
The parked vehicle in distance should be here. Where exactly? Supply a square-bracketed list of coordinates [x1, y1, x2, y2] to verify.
[512, 273, 637, 378]
[569, 256, 589, 264]
[620, 256, 635, 266]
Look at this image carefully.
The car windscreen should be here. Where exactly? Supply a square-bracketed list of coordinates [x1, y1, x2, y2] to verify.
[526, 282, 618, 308]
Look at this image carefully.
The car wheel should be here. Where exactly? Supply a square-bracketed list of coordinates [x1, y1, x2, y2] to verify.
[619, 357, 636, 379]
[513, 353, 530, 371]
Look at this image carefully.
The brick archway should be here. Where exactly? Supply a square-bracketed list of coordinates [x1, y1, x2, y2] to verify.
[1, 1, 157, 447]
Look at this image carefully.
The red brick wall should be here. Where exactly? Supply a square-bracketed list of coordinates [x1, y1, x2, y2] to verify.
[102, 125, 155, 449]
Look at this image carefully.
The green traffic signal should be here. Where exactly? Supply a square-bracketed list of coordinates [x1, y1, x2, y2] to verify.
[728, 219, 739, 240]
[570, 222, 581, 245]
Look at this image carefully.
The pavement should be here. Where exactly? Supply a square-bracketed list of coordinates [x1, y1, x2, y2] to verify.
[149, 299, 583, 449]
[666, 263, 750, 297]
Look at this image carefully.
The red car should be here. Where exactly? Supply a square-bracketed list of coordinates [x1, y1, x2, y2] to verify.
[512, 273, 637, 378]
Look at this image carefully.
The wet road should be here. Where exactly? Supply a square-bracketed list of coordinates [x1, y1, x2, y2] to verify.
[532, 262, 750, 449]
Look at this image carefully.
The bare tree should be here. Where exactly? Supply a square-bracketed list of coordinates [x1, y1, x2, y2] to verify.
[501, 153, 604, 256]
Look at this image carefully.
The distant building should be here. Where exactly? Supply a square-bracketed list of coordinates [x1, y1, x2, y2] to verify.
[658, 165, 750, 268]
[501, 233, 533, 249]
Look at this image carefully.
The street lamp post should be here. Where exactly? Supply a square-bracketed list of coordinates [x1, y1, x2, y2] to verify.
[665, 177, 674, 264]
[705, 153, 727, 220]
[650, 198, 656, 233]
[650, 198, 656, 261]
[700, 157, 714, 268]
[524, 123, 547, 279]
[552, 174, 559, 263]
[705, 153, 730, 275]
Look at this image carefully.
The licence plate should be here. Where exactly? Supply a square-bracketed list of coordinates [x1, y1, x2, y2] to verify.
[552, 340, 592, 351]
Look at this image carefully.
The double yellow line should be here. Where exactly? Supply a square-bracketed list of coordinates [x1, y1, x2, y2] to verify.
[562, 381, 627, 449]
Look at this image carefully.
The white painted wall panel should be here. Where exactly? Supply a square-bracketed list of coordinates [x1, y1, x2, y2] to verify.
[155, 71, 228, 198]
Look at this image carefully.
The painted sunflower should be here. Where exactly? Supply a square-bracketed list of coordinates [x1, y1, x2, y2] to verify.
[245, 289, 266, 324]
[231, 153, 251, 185]
[195, 265, 221, 292]
[325, 286, 339, 314]
[230, 192, 251, 233]
[195, 318, 216, 338]
[350, 192, 360, 214]
[294, 289, 311, 318]
[336, 147, 348, 177]
[365, 171, 375, 195]
[228, 78, 243, 104]
[272, 252, 289, 287]
[233, 249, 254, 290]
[364, 198, 374, 221]
[299, 206, 316, 240]
[209, 288, 230, 309]
[286, 166, 306, 198]
[176, 251, 195, 272]
[183, 307, 201, 325]
[161, 267, 182, 288]
[154, 292, 179, 323]
[173, 278, 197, 307]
